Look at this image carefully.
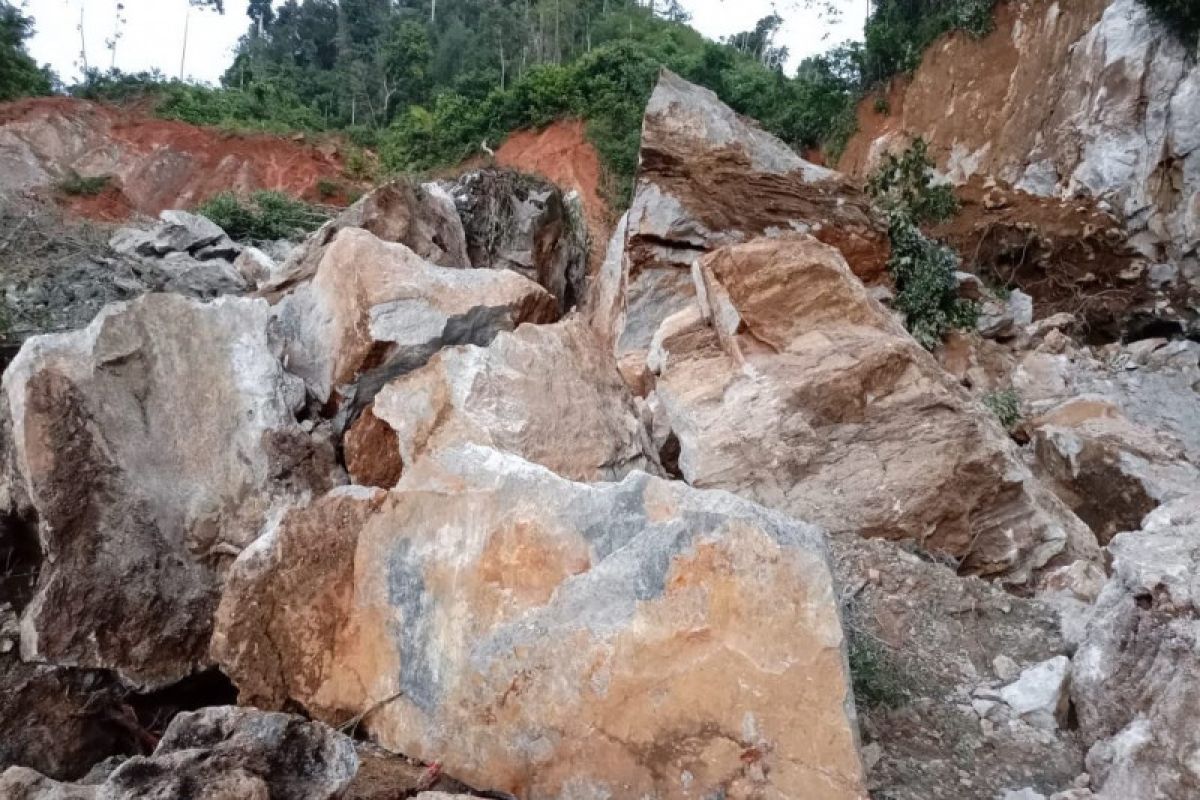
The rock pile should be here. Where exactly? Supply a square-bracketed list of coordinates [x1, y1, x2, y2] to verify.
[2, 67, 1200, 800]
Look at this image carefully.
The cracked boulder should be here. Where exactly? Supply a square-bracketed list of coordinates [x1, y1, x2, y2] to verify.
[212, 445, 868, 799]
[1072, 493, 1200, 799]
[367, 318, 660, 483]
[1, 293, 339, 689]
[273, 227, 558, 417]
[0, 706, 359, 800]
[448, 168, 589, 313]
[650, 235, 1097, 583]
[1029, 396, 1200, 544]
[613, 69, 888, 366]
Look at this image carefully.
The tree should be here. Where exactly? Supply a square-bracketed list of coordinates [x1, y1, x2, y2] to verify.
[0, 1, 53, 101]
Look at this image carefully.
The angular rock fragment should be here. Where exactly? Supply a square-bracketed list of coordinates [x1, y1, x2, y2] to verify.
[1029, 396, 1200, 543]
[651, 235, 1097, 582]
[213, 445, 868, 799]
[1, 293, 338, 688]
[370, 319, 660, 482]
[449, 168, 589, 313]
[617, 69, 888, 363]
[996, 656, 1071, 730]
[0, 707, 358, 800]
[1072, 493, 1200, 798]
[274, 228, 558, 415]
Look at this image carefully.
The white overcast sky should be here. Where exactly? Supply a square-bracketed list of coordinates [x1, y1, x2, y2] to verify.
[23, 0, 867, 85]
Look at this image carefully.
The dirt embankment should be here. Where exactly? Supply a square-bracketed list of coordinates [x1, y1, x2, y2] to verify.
[0, 97, 356, 221]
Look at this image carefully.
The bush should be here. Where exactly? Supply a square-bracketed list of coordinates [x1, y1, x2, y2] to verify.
[197, 191, 328, 241]
[57, 172, 113, 197]
[887, 214, 978, 349]
[848, 632, 908, 709]
[868, 138, 959, 224]
[984, 389, 1022, 430]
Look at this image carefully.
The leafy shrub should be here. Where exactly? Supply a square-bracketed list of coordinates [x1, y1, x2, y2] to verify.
[887, 214, 978, 349]
[984, 389, 1022, 430]
[1139, 0, 1200, 48]
[848, 632, 908, 709]
[197, 191, 328, 241]
[57, 173, 113, 197]
[0, 1, 53, 102]
[316, 178, 342, 200]
[861, 0, 997, 86]
[868, 138, 959, 224]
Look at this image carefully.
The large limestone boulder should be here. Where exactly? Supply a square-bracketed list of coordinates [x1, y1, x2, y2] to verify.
[614, 69, 888, 363]
[651, 235, 1097, 583]
[213, 445, 868, 800]
[448, 168, 589, 313]
[274, 228, 558, 415]
[0, 707, 359, 800]
[263, 179, 470, 296]
[1, 293, 339, 689]
[1029, 396, 1200, 543]
[1072, 493, 1200, 798]
[368, 319, 660, 483]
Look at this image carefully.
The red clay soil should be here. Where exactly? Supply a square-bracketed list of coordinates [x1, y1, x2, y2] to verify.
[0, 97, 356, 221]
[495, 119, 612, 263]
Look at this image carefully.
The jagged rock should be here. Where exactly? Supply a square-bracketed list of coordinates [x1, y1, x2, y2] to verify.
[1, 293, 339, 689]
[978, 289, 1035, 340]
[448, 168, 588, 313]
[343, 404, 403, 489]
[233, 246, 278, 287]
[997, 656, 1072, 730]
[155, 251, 249, 297]
[369, 319, 660, 482]
[1072, 493, 1200, 799]
[0, 707, 358, 800]
[213, 445, 868, 800]
[1029, 396, 1200, 543]
[262, 179, 469, 296]
[651, 234, 1096, 582]
[840, 0, 1200, 284]
[110, 210, 233, 259]
[274, 227, 558, 416]
[617, 69, 888, 368]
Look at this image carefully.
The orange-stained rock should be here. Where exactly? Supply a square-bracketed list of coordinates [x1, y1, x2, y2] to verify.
[371, 319, 660, 481]
[213, 445, 868, 800]
[344, 404, 404, 489]
[612, 70, 889, 365]
[651, 235, 1098, 583]
[274, 228, 558, 412]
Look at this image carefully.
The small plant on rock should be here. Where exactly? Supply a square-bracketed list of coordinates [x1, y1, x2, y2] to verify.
[197, 191, 328, 241]
[868, 138, 959, 224]
[887, 214, 979, 349]
[57, 172, 113, 197]
[984, 388, 1021, 430]
[848, 631, 908, 709]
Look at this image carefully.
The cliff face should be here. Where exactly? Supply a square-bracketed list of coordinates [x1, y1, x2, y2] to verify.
[842, 0, 1199, 280]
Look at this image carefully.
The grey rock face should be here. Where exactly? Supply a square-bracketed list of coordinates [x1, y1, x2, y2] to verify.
[0, 707, 358, 800]
[2, 293, 339, 689]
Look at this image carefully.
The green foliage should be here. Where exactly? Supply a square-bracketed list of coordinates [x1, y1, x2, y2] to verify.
[158, 82, 325, 132]
[887, 214, 978, 349]
[57, 172, 113, 197]
[0, 1, 53, 102]
[197, 191, 328, 241]
[868, 138, 959, 224]
[984, 389, 1022, 430]
[316, 178, 342, 200]
[861, 0, 997, 86]
[848, 632, 908, 709]
[1139, 0, 1200, 47]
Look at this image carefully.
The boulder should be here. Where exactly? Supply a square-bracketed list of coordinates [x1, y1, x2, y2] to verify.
[343, 404, 403, 489]
[369, 319, 661, 483]
[0, 707, 359, 800]
[996, 656, 1072, 730]
[1029, 396, 1200, 543]
[212, 445, 868, 800]
[262, 179, 469, 296]
[274, 227, 558, 416]
[448, 168, 589, 313]
[651, 235, 1097, 582]
[617, 69, 888, 366]
[1072, 493, 1200, 799]
[110, 210, 232, 259]
[1, 293, 339, 689]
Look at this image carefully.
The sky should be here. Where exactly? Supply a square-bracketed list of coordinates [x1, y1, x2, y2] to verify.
[23, 0, 868, 86]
